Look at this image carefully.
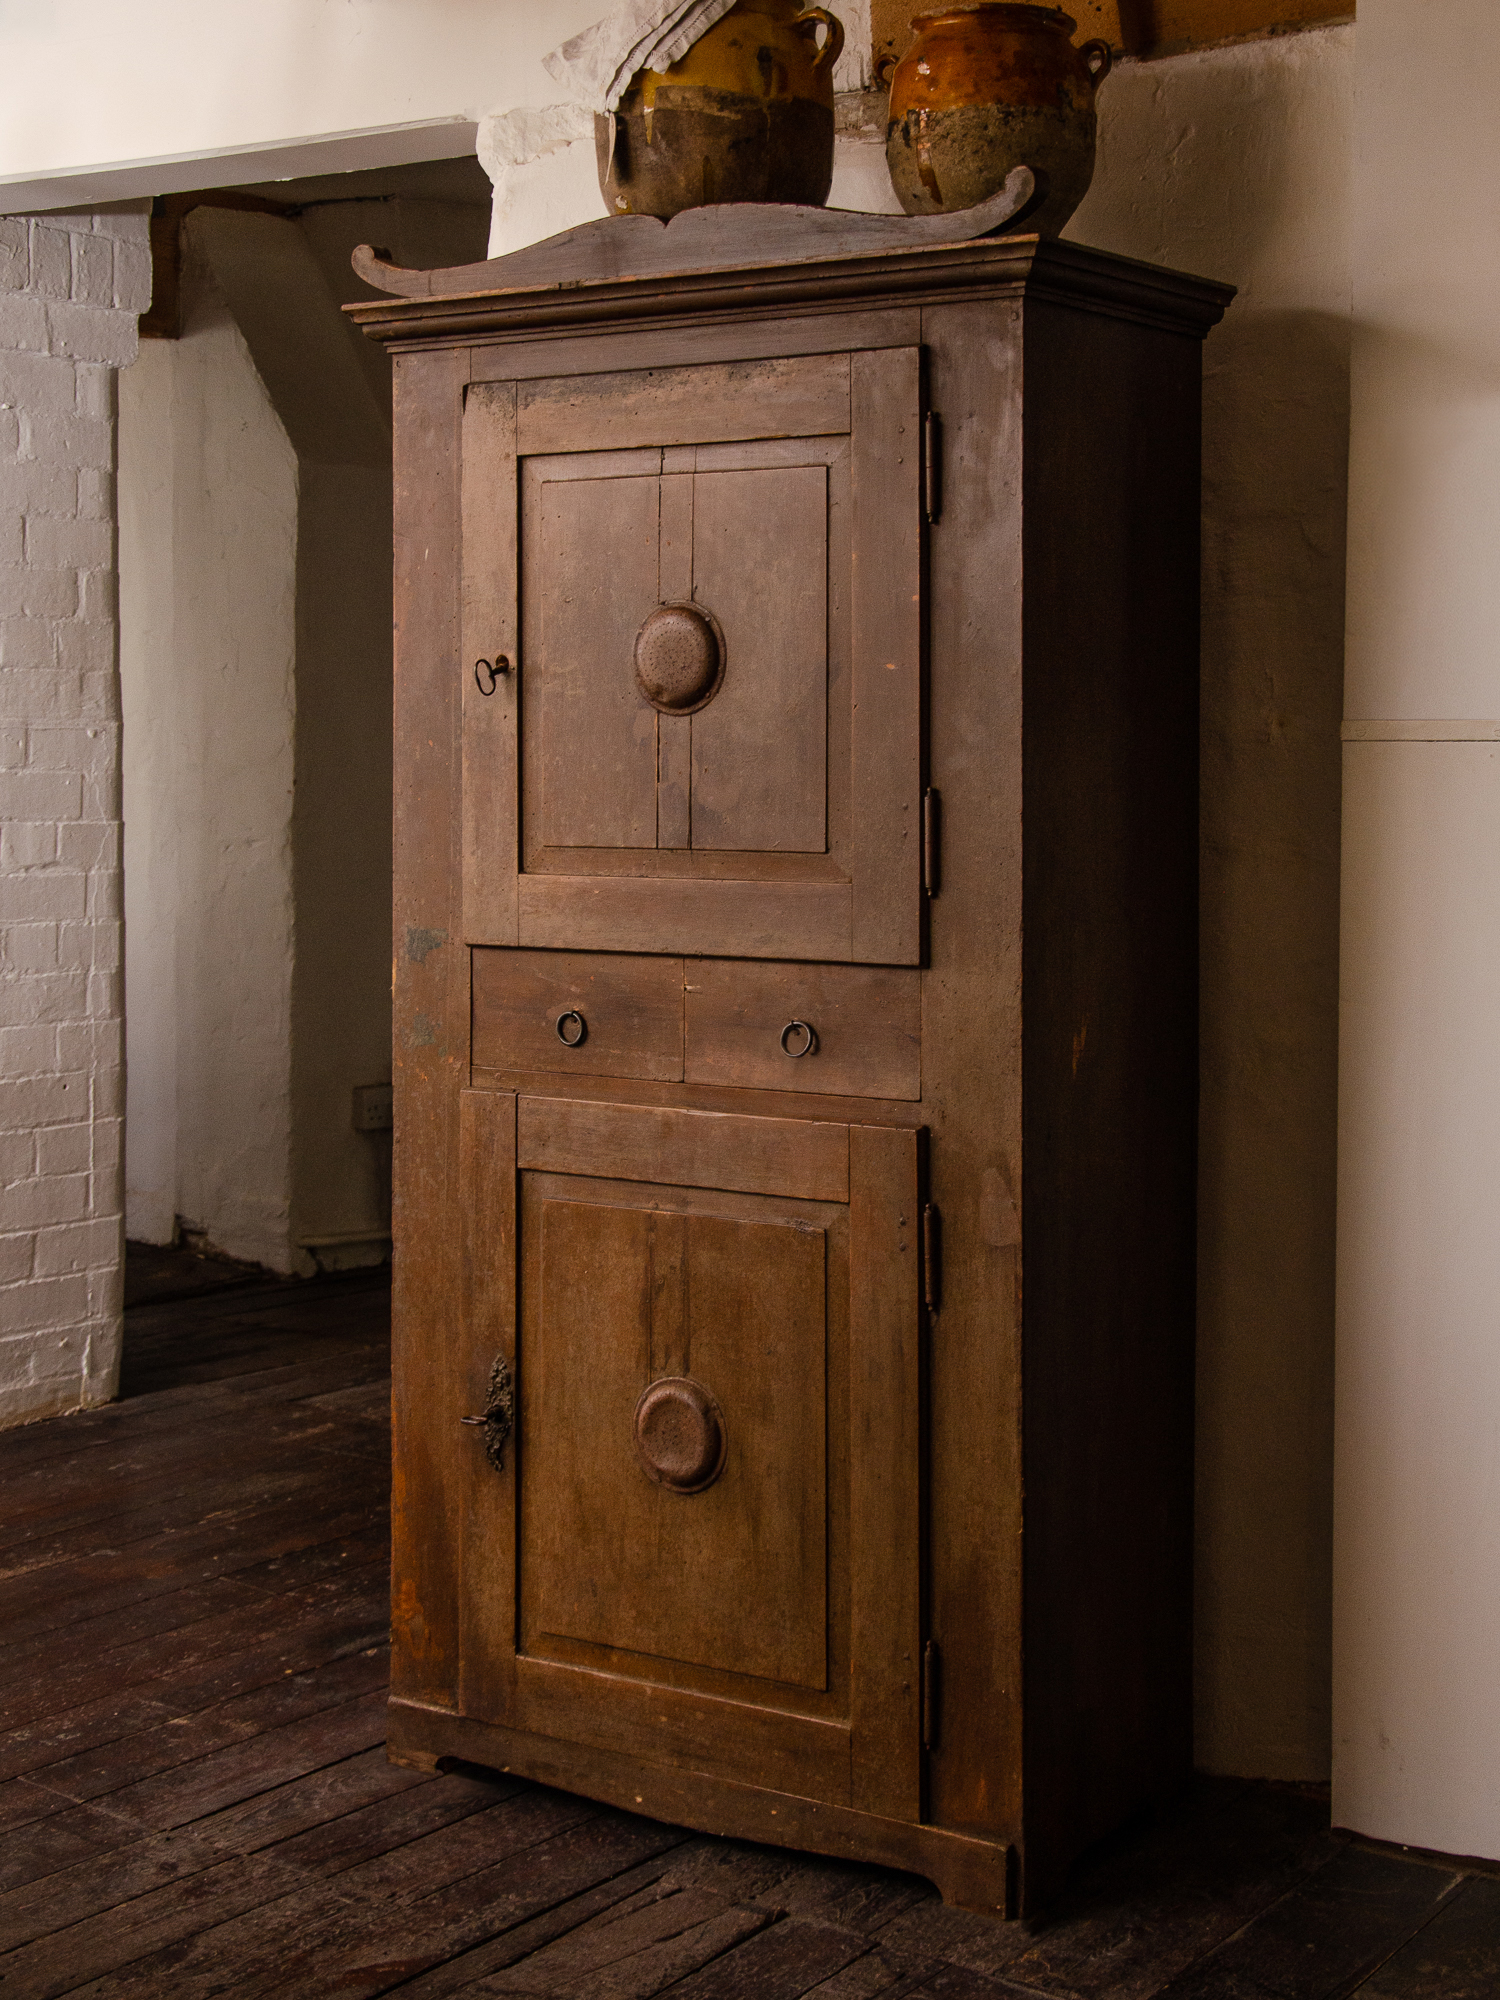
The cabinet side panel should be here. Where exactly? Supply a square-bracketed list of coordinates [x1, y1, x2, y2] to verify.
[391, 345, 471, 1708]
[1019, 300, 1201, 1898]
[919, 300, 1026, 1847]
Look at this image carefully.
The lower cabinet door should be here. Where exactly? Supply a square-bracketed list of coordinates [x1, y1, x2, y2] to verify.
[456, 1088, 923, 1823]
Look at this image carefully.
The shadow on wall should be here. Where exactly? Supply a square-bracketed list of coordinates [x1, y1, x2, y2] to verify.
[119, 165, 492, 1278]
[1066, 24, 1351, 1782]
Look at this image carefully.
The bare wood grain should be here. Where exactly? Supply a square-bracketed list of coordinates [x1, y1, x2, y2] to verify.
[658, 470, 694, 601]
[850, 347, 924, 965]
[471, 1065, 923, 1132]
[471, 948, 684, 1083]
[391, 345, 471, 1711]
[349, 172, 1042, 301]
[457, 1089, 517, 1725]
[848, 1124, 923, 1823]
[510, 1657, 852, 1804]
[658, 721, 693, 851]
[519, 355, 850, 458]
[467, 310, 923, 386]
[690, 464, 828, 854]
[535, 471, 661, 851]
[517, 1098, 849, 1204]
[518, 875, 851, 961]
[350, 239, 1232, 356]
[520, 1197, 828, 1689]
[461, 381, 520, 946]
[685, 960, 920, 1101]
[657, 473, 695, 850]
[388, 1700, 1013, 1913]
[649, 1207, 690, 1381]
[917, 297, 1026, 1851]
[472, 1881, 776, 1996]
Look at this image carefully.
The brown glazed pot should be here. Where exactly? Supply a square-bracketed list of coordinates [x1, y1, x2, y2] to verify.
[886, 4, 1111, 235]
[597, 0, 845, 220]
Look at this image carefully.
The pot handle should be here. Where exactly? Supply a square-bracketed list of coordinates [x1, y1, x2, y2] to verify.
[1081, 38, 1112, 86]
[796, 6, 846, 72]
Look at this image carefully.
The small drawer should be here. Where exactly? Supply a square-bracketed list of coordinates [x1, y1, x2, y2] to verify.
[473, 948, 683, 1081]
[684, 960, 920, 1101]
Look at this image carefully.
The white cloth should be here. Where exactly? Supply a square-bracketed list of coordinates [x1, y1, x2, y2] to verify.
[544, 0, 743, 113]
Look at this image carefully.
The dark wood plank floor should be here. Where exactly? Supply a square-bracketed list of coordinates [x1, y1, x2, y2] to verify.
[2, 1267, 1497, 1999]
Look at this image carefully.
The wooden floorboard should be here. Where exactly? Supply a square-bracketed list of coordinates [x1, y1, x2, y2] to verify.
[1, 1258, 1495, 1999]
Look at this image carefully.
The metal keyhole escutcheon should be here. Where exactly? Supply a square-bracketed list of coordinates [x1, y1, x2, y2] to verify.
[780, 1020, 818, 1058]
[460, 1353, 515, 1471]
[555, 1009, 587, 1047]
[634, 1377, 727, 1494]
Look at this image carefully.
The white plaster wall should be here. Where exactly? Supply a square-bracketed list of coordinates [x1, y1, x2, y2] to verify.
[0, 1, 608, 210]
[1337, 741, 1500, 1857]
[170, 237, 298, 1274]
[262, 190, 489, 1266]
[121, 190, 489, 1275]
[118, 230, 299, 1271]
[206, 203, 400, 1271]
[1343, 5, 1500, 726]
[1334, 0, 1500, 1859]
[1061, 26, 1353, 1783]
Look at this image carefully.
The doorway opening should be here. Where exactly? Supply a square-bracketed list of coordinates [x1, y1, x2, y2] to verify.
[118, 158, 491, 1279]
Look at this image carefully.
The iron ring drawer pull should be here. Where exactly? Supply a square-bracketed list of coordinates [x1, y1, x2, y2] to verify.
[555, 1009, 587, 1048]
[780, 1020, 818, 1058]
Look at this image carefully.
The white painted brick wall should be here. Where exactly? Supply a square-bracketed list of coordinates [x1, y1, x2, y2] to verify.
[0, 205, 146, 1426]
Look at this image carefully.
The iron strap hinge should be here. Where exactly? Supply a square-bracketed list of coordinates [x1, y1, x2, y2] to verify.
[922, 1639, 941, 1751]
[923, 410, 943, 524]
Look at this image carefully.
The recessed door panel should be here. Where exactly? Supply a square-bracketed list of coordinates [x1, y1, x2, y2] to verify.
[689, 464, 828, 854]
[521, 1194, 829, 1690]
[539, 473, 660, 850]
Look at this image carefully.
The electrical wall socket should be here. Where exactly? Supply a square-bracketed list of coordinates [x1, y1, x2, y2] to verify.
[352, 1083, 394, 1132]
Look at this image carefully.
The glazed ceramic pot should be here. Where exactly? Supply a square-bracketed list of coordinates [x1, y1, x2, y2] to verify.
[886, 4, 1110, 235]
[596, 0, 845, 220]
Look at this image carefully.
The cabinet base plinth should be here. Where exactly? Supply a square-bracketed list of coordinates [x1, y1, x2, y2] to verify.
[387, 1696, 1015, 1918]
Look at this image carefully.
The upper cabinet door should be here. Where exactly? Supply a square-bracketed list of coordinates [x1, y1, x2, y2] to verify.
[460, 350, 924, 965]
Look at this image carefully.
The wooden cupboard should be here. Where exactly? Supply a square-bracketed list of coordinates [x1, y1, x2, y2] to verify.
[351, 232, 1231, 1915]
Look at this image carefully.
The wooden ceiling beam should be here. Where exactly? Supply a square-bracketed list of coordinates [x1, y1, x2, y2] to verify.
[872, 0, 1353, 75]
[139, 189, 295, 341]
